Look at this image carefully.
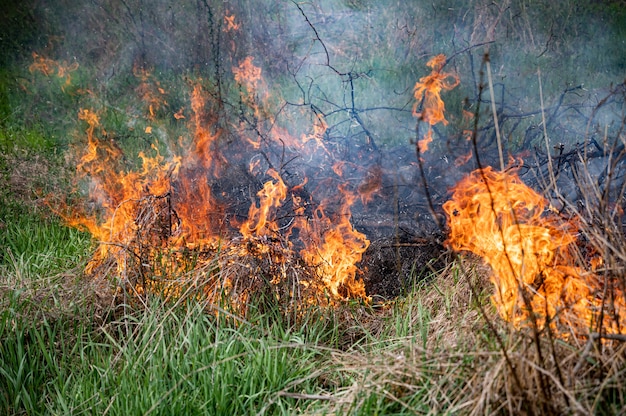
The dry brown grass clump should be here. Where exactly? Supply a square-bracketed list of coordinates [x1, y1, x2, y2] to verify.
[303, 257, 626, 415]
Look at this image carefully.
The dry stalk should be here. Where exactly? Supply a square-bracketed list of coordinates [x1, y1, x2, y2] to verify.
[485, 52, 504, 171]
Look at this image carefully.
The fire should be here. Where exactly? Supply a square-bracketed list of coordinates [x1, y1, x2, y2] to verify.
[454, 150, 473, 167]
[443, 164, 625, 334]
[224, 13, 240, 32]
[357, 165, 383, 205]
[60, 83, 229, 275]
[49, 55, 370, 310]
[300, 113, 328, 150]
[189, 83, 224, 172]
[29, 52, 78, 91]
[233, 56, 265, 117]
[240, 169, 287, 239]
[295, 185, 370, 300]
[66, 109, 187, 273]
[413, 54, 459, 153]
[31, 37, 622, 331]
[134, 65, 167, 120]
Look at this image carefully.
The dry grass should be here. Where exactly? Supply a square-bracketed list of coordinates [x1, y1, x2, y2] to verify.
[295, 256, 626, 415]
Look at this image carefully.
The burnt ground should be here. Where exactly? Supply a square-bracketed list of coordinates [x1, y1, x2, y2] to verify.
[360, 235, 449, 300]
[208, 120, 626, 300]
[194, 137, 460, 301]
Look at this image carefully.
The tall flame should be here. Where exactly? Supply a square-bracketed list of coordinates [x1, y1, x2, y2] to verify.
[413, 54, 459, 153]
[53, 69, 369, 307]
[233, 56, 266, 118]
[67, 109, 181, 273]
[443, 165, 625, 334]
[62, 80, 228, 272]
[27, 24, 390, 309]
[240, 169, 288, 239]
[296, 185, 370, 300]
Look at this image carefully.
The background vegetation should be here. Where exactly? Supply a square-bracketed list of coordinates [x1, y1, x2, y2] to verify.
[1, 0, 625, 414]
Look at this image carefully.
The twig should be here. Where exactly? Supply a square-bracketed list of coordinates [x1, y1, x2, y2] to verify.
[573, 331, 626, 378]
[521, 357, 588, 415]
[538, 68, 558, 194]
[588, 332, 626, 342]
[485, 52, 504, 171]
[276, 392, 337, 401]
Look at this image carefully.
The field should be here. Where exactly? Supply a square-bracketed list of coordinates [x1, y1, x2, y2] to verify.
[1, 1, 626, 414]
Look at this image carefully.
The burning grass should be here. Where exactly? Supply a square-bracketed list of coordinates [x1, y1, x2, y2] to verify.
[3, 237, 625, 414]
[32, 48, 625, 344]
[443, 162, 626, 337]
[46, 60, 377, 313]
[3, 15, 625, 411]
[305, 257, 626, 415]
[2, 140, 625, 414]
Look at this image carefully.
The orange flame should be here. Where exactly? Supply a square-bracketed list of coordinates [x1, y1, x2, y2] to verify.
[189, 83, 223, 173]
[240, 169, 288, 239]
[300, 113, 328, 151]
[29, 52, 79, 91]
[443, 164, 625, 334]
[56, 53, 371, 309]
[233, 56, 266, 118]
[133, 66, 168, 120]
[357, 165, 383, 205]
[454, 150, 473, 167]
[233, 56, 262, 92]
[296, 185, 370, 300]
[173, 107, 185, 120]
[63, 89, 227, 266]
[224, 13, 240, 32]
[413, 54, 459, 153]
[65, 109, 181, 273]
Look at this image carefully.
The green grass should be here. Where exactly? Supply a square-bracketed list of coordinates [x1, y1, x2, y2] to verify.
[1, 240, 330, 414]
[41, 303, 327, 415]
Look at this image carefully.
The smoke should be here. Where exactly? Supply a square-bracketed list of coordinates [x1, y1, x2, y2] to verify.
[10, 0, 626, 235]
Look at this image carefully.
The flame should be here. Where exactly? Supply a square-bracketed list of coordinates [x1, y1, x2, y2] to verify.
[62, 90, 227, 273]
[133, 66, 168, 120]
[443, 164, 625, 334]
[224, 13, 240, 32]
[173, 107, 185, 120]
[66, 109, 176, 273]
[29, 52, 56, 76]
[413, 54, 459, 153]
[296, 185, 370, 300]
[358, 165, 383, 205]
[189, 82, 224, 173]
[29, 52, 78, 91]
[58, 81, 369, 308]
[454, 150, 473, 167]
[233, 56, 262, 92]
[233, 56, 265, 118]
[300, 113, 328, 150]
[240, 169, 288, 239]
